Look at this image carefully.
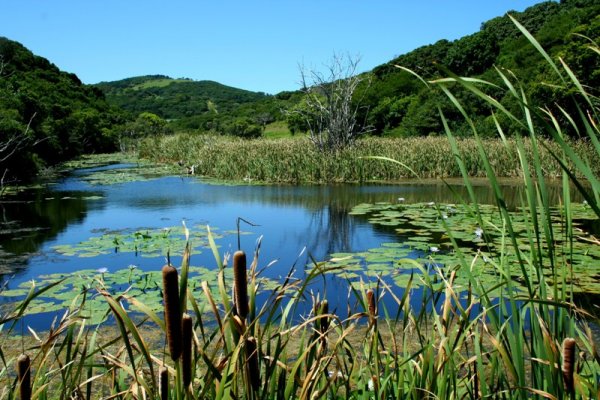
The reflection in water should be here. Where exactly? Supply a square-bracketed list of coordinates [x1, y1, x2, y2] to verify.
[0, 189, 101, 276]
[0, 168, 591, 330]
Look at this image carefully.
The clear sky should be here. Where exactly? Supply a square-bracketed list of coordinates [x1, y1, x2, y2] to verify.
[1, 1, 548, 94]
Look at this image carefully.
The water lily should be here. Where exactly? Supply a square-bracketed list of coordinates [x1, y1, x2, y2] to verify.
[397, 197, 405, 203]
[474, 227, 483, 238]
[429, 246, 439, 253]
[96, 267, 108, 274]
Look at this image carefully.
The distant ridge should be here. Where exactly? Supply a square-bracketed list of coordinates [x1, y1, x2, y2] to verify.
[94, 75, 269, 120]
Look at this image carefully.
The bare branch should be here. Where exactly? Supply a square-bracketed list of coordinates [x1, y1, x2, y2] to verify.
[289, 53, 372, 152]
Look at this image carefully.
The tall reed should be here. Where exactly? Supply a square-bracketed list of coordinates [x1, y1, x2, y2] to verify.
[139, 134, 600, 183]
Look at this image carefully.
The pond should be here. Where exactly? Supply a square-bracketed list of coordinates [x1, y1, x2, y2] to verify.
[0, 158, 596, 330]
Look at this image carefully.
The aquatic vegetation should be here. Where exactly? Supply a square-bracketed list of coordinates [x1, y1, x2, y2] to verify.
[139, 134, 600, 184]
[51, 225, 224, 258]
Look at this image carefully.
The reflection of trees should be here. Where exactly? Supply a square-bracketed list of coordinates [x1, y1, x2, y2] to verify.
[306, 202, 354, 258]
[0, 189, 100, 275]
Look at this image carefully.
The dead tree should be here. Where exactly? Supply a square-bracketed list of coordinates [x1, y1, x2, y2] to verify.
[295, 54, 371, 152]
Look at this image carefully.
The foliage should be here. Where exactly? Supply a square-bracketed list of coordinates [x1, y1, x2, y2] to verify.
[95, 75, 269, 121]
[362, 0, 600, 137]
[0, 37, 126, 183]
[225, 117, 263, 139]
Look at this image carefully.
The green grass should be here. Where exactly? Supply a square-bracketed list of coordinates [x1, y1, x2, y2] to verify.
[1, 18, 600, 400]
[262, 121, 294, 139]
[133, 78, 189, 90]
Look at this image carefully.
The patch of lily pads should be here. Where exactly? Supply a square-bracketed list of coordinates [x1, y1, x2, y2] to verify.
[60, 153, 181, 186]
[322, 201, 600, 296]
[0, 263, 280, 325]
[51, 225, 234, 258]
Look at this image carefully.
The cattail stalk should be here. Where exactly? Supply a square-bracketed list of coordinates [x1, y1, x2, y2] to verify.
[233, 251, 249, 320]
[246, 336, 260, 392]
[562, 337, 576, 395]
[182, 313, 193, 389]
[159, 367, 169, 400]
[17, 354, 31, 400]
[162, 264, 182, 361]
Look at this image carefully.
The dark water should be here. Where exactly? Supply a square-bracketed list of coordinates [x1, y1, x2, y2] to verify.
[0, 165, 585, 328]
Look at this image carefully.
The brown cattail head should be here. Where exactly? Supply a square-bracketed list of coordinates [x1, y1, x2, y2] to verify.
[233, 251, 249, 320]
[246, 336, 260, 392]
[562, 337, 576, 394]
[17, 354, 31, 400]
[319, 300, 329, 335]
[159, 367, 169, 400]
[182, 313, 194, 388]
[162, 264, 182, 361]
[366, 289, 377, 322]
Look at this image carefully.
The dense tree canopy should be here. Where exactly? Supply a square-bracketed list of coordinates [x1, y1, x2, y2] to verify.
[0, 37, 126, 182]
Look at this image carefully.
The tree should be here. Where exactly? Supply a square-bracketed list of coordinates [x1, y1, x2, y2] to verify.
[291, 54, 371, 151]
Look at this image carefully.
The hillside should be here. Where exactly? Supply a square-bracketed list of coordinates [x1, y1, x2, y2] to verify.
[92, 1, 600, 139]
[95, 75, 269, 120]
[0, 37, 125, 182]
[360, 0, 600, 137]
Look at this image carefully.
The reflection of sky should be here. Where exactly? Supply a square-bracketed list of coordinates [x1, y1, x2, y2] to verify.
[1, 168, 587, 328]
[15, 175, 403, 285]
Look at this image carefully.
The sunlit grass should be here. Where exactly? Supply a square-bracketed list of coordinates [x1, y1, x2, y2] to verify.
[139, 134, 600, 184]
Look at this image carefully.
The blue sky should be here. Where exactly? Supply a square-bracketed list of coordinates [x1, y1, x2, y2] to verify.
[1, 1, 547, 94]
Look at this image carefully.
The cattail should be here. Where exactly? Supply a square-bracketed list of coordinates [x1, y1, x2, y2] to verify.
[17, 354, 31, 400]
[562, 337, 576, 394]
[233, 251, 249, 319]
[159, 367, 169, 400]
[162, 264, 182, 361]
[319, 300, 329, 335]
[366, 289, 377, 323]
[246, 336, 260, 392]
[182, 313, 193, 388]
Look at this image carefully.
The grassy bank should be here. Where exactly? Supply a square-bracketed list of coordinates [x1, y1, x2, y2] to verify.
[139, 134, 600, 183]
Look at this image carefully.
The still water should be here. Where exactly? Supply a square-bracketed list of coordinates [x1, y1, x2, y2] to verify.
[0, 163, 583, 328]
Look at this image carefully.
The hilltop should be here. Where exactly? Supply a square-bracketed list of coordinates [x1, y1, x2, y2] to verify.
[95, 75, 269, 120]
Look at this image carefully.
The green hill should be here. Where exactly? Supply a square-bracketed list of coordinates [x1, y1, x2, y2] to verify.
[0, 37, 125, 182]
[359, 0, 600, 137]
[95, 75, 269, 120]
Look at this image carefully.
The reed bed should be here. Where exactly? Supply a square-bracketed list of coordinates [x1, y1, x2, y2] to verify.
[1, 18, 600, 400]
[139, 134, 600, 184]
